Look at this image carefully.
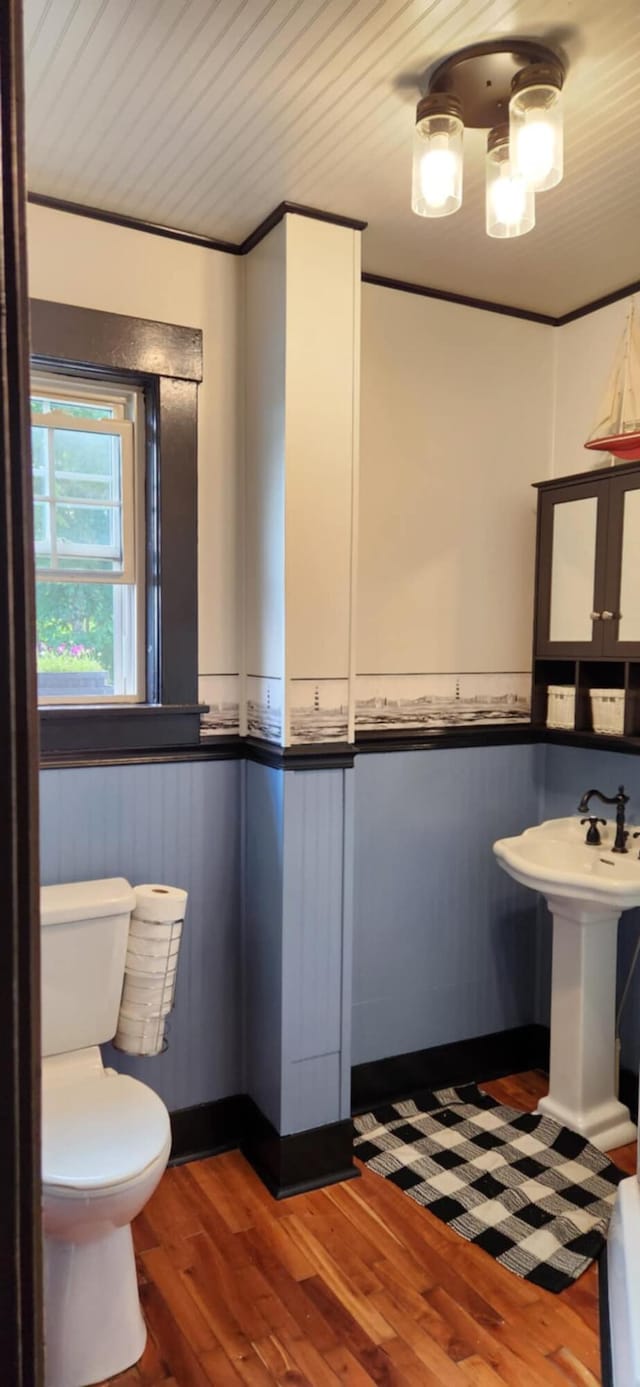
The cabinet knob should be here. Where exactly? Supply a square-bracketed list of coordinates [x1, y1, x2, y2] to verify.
[601, 610, 616, 620]
[590, 611, 602, 620]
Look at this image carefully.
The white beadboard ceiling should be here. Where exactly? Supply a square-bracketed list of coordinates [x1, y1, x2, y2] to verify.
[23, 0, 640, 315]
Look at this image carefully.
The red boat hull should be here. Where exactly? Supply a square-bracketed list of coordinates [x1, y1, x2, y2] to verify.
[585, 431, 640, 462]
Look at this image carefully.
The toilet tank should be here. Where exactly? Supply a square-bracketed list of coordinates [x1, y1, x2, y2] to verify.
[41, 878, 136, 1057]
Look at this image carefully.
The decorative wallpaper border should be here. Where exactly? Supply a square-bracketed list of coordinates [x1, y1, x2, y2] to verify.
[289, 678, 349, 745]
[355, 672, 530, 732]
[199, 674, 240, 737]
[200, 671, 531, 745]
[246, 674, 283, 743]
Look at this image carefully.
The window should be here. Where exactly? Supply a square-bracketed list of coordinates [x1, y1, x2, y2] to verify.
[30, 297, 202, 760]
[32, 373, 144, 702]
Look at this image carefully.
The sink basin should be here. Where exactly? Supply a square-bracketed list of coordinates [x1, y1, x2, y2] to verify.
[494, 816, 640, 909]
[493, 815, 638, 1152]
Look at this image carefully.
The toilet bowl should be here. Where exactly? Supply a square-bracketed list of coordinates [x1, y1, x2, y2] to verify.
[42, 1047, 171, 1387]
[40, 879, 173, 1387]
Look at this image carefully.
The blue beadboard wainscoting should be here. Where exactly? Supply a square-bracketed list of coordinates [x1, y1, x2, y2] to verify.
[352, 742, 545, 1066]
[39, 737, 640, 1156]
[39, 759, 242, 1113]
[244, 762, 354, 1136]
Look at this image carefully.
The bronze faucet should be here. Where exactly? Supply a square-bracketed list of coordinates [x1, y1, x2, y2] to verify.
[577, 784, 629, 853]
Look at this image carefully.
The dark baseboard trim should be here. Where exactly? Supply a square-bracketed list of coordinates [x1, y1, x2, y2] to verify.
[165, 1032, 634, 1193]
[29, 191, 639, 325]
[352, 1026, 639, 1126]
[599, 1246, 615, 1387]
[169, 1093, 357, 1197]
[361, 271, 556, 326]
[169, 1094, 247, 1165]
[351, 1023, 550, 1114]
[241, 1100, 358, 1200]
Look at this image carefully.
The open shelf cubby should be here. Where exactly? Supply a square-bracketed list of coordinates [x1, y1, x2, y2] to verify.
[533, 658, 640, 746]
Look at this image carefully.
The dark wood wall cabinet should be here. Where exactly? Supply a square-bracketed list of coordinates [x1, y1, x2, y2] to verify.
[532, 461, 640, 744]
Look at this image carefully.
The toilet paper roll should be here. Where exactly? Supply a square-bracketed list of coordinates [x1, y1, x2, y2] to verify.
[128, 918, 183, 944]
[132, 884, 187, 925]
[113, 883, 187, 1057]
[114, 1014, 166, 1057]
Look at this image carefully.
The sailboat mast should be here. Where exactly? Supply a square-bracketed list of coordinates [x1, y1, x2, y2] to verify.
[619, 301, 633, 435]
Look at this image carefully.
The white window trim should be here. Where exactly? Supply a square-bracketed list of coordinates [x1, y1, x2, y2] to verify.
[32, 372, 146, 706]
[31, 372, 127, 418]
[32, 411, 135, 583]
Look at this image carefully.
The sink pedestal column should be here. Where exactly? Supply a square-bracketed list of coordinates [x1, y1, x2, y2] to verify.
[537, 897, 637, 1152]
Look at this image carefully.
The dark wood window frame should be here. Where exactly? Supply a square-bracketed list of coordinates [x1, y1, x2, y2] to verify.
[30, 298, 203, 760]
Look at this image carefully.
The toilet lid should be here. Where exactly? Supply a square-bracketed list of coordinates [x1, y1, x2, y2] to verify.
[43, 1072, 171, 1190]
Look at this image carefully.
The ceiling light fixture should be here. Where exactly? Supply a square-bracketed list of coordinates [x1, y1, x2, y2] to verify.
[410, 39, 566, 238]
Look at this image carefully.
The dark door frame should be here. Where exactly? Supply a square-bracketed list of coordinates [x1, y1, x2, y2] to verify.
[0, 0, 44, 1380]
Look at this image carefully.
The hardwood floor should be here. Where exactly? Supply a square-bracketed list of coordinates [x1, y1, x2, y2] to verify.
[101, 1072, 636, 1386]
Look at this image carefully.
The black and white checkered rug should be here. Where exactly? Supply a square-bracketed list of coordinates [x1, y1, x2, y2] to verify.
[353, 1083, 625, 1293]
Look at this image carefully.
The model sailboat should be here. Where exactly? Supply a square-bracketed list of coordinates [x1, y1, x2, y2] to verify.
[585, 297, 640, 462]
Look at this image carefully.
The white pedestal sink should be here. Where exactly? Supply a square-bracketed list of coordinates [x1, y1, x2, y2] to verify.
[494, 817, 639, 1152]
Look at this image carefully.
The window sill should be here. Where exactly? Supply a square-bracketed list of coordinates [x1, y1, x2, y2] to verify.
[39, 702, 207, 761]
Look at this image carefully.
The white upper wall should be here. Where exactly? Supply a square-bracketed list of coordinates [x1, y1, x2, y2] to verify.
[357, 285, 555, 677]
[27, 201, 628, 706]
[244, 219, 287, 685]
[285, 215, 360, 683]
[554, 297, 630, 477]
[26, 203, 242, 683]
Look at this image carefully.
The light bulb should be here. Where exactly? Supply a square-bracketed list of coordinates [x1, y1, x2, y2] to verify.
[516, 117, 555, 185]
[411, 94, 463, 218]
[420, 140, 458, 209]
[486, 125, 535, 238]
[509, 62, 564, 192]
[491, 171, 527, 226]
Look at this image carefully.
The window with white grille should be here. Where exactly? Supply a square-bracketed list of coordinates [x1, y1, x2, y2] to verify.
[31, 373, 144, 702]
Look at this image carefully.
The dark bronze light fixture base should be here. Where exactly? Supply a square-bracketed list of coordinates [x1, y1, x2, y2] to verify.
[423, 39, 564, 128]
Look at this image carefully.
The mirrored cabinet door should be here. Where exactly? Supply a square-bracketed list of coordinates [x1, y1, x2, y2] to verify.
[535, 479, 608, 657]
[548, 497, 599, 644]
[603, 472, 640, 657]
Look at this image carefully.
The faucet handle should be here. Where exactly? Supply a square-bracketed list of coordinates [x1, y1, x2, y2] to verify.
[581, 816, 607, 846]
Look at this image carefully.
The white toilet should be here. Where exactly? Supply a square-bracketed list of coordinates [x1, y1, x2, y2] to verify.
[41, 878, 172, 1387]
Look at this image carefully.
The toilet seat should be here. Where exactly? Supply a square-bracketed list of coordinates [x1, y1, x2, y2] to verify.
[43, 1069, 171, 1193]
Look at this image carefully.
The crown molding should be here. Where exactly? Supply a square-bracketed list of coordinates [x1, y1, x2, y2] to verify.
[238, 200, 367, 254]
[27, 191, 241, 254]
[26, 190, 639, 324]
[361, 271, 556, 326]
[27, 192, 366, 257]
[555, 278, 640, 326]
